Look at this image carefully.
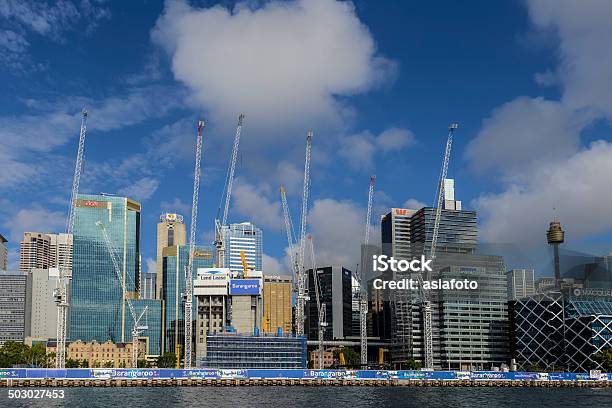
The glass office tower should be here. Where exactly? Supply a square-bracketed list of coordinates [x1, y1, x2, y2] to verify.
[69, 194, 142, 344]
[162, 245, 214, 354]
[221, 222, 262, 274]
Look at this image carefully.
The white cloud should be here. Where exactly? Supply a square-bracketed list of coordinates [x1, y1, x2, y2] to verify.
[465, 97, 588, 177]
[160, 197, 191, 216]
[263, 253, 288, 276]
[118, 177, 159, 201]
[307, 198, 379, 269]
[152, 0, 396, 139]
[0, 0, 110, 71]
[402, 198, 426, 210]
[466, 1, 612, 245]
[231, 178, 283, 230]
[475, 141, 612, 244]
[3, 205, 65, 241]
[144, 257, 156, 274]
[339, 127, 415, 170]
[528, 0, 612, 117]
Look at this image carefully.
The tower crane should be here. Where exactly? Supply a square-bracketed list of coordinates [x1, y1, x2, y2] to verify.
[295, 131, 312, 336]
[184, 120, 204, 369]
[280, 185, 301, 291]
[215, 114, 245, 267]
[419, 123, 458, 370]
[54, 108, 88, 369]
[358, 176, 375, 367]
[96, 221, 148, 368]
[308, 235, 327, 369]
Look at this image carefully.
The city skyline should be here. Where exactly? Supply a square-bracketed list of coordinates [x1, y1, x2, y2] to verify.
[1, 0, 612, 280]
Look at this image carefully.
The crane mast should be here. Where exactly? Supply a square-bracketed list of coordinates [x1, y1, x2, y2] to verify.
[359, 176, 375, 367]
[55, 108, 88, 369]
[215, 114, 245, 267]
[280, 186, 299, 279]
[184, 120, 204, 369]
[420, 123, 458, 370]
[96, 221, 148, 368]
[308, 235, 326, 369]
[295, 131, 312, 336]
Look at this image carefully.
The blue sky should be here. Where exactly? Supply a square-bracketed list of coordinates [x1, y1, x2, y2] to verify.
[1, 0, 611, 276]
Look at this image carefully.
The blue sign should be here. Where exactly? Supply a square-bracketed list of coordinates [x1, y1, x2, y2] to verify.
[229, 279, 261, 295]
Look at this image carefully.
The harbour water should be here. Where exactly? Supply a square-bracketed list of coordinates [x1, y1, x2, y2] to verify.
[3, 387, 612, 408]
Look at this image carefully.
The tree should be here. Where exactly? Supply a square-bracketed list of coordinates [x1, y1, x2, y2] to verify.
[525, 363, 543, 372]
[138, 359, 151, 368]
[594, 348, 612, 372]
[66, 359, 80, 368]
[157, 353, 177, 368]
[80, 359, 90, 368]
[403, 358, 422, 370]
[0, 341, 29, 367]
[104, 361, 113, 368]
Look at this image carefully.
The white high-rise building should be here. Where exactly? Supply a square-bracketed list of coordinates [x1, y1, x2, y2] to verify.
[19, 232, 72, 272]
[507, 269, 535, 300]
[24, 268, 59, 341]
[222, 222, 262, 275]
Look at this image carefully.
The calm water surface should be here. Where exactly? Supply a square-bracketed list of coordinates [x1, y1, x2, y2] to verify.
[3, 387, 612, 407]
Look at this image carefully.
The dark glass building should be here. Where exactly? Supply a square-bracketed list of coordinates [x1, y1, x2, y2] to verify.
[305, 266, 352, 341]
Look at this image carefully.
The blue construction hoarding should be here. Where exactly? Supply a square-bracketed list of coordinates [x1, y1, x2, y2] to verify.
[1, 369, 611, 381]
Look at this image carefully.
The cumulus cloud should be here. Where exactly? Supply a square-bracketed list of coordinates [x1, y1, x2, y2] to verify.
[466, 1, 612, 245]
[403, 198, 426, 210]
[3, 205, 65, 241]
[475, 141, 612, 244]
[307, 198, 379, 269]
[118, 177, 160, 201]
[152, 0, 396, 138]
[263, 253, 288, 276]
[144, 257, 157, 274]
[160, 197, 191, 215]
[339, 127, 415, 170]
[231, 178, 283, 230]
[528, 0, 612, 117]
[465, 97, 588, 177]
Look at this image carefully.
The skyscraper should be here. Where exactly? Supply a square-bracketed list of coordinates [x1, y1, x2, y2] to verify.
[222, 222, 262, 274]
[69, 194, 162, 356]
[305, 266, 353, 341]
[507, 269, 535, 300]
[0, 234, 7, 270]
[0, 270, 27, 345]
[19, 232, 72, 272]
[262, 275, 293, 334]
[156, 213, 186, 300]
[161, 244, 213, 354]
[378, 179, 509, 369]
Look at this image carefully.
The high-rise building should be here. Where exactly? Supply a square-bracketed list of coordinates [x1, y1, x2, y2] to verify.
[20, 232, 52, 271]
[222, 222, 262, 274]
[262, 275, 292, 334]
[377, 179, 509, 369]
[0, 234, 7, 270]
[141, 272, 156, 300]
[0, 270, 27, 345]
[507, 269, 535, 300]
[69, 194, 162, 356]
[161, 244, 213, 354]
[19, 232, 72, 272]
[305, 266, 353, 341]
[156, 213, 186, 300]
[24, 268, 59, 341]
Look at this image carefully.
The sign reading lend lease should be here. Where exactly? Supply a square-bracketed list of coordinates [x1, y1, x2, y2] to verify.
[229, 279, 261, 295]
